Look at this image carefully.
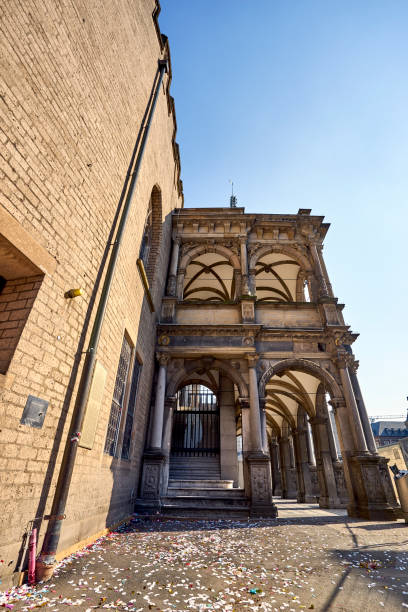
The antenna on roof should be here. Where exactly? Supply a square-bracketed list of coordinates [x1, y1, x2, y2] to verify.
[229, 179, 237, 208]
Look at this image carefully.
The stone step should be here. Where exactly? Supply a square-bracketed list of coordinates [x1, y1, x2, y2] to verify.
[161, 504, 250, 519]
[163, 496, 249, 508]
[169, 457, 221, 479]
[169, 471, 221, 478]
[167, 487, 244, 497]
[168, 479, 233, 489]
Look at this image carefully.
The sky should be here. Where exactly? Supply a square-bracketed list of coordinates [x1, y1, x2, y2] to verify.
[159, 1, 408, 419]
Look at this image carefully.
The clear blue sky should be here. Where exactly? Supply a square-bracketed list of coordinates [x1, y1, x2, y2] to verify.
[159, 1, 408, 418]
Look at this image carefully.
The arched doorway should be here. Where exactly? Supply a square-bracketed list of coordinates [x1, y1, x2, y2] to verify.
[170, 384, 221, 480]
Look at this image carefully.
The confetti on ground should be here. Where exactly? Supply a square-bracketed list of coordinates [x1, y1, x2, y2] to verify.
[1, 500, 408, 611]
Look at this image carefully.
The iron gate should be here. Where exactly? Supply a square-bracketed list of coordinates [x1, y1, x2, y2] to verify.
[171, 384, 219, 456]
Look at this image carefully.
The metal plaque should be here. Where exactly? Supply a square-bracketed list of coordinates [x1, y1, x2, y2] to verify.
[21, 395, 49, 428]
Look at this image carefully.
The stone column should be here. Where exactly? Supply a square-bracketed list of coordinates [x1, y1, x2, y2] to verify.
[337, 354, 368, 454]
[294, 423, 316, 503]
[270, 438, 282, 496]
[161, 396, 176, 493]
[316, 244, 334, 297]
[279, 436, 297, 499]
[247, 356, 263, 453]
[150, 353, 169, 449]
[248, 268, 256, 296]
[219, 374, 239, 486]
[166, 238, 180, 296]
[260, 399, 269, 454]
[344, 345, 377, 454]
[245, 356, 277, 517]
[240, 237, 250, 295]
[137, 354, 169, 511]
[306, 420, 316, 465]
[331, 397, 397, 521]
[176, 268, 185, 300]
[310, 416, 340, 508]
[293, 429, 306, 502]
[309, 241, 329, 298]
[238, 397, 251, 496]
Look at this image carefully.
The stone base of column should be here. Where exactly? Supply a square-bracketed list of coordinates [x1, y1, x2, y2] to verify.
[347, 455, 398, 521]
[247, 452, 278, 518]
[273, 484, 282, 497]
[137, 450, 166, 508]
[378, 456, 399, 508]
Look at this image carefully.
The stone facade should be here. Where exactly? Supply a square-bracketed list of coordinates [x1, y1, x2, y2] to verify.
[0, 0, 182, 587]
[138, 207, 399, 521]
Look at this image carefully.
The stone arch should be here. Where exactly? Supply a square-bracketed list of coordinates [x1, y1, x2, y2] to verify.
[144, 184, 163, 285]
[180, 243, 241, 271]
[265, 414, 281, 438]
[259, 358, 343, 402]
[166, 358, 248, 398]
[249, 244, 312, 272]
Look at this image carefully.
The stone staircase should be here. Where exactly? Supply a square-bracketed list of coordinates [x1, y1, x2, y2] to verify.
[161, 478, 250, 518]
[169, 456, 221, 481]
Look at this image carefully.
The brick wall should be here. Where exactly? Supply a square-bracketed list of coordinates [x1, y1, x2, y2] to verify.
[0, 0, 182, 587]
[0, 276, 43, 373]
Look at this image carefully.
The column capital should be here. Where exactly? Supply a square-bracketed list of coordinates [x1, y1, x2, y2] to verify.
[328, 397, 346, 413]
[246, 354, 258, 368]
[238, 396, 250, 409]
[156, 352, 170, 367]
[239, 235, 247, 245]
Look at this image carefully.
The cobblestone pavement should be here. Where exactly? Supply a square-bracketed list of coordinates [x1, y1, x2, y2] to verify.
[2, 500, 408, 611]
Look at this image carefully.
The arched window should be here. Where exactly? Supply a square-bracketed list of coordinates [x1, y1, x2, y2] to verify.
[138, 185, 162, 287]
[139, 203, 152, 268]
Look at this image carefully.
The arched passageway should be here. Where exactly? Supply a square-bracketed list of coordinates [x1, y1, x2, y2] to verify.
[262, 363, 348, 509]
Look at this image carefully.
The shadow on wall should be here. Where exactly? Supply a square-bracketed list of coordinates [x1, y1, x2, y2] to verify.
[105, 207, 173, 529]
[13, 179, 129, 576]
[14, 180, 171, 574]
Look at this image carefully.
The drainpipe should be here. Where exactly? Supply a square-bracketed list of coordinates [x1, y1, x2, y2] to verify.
[36, 58, 168, 578]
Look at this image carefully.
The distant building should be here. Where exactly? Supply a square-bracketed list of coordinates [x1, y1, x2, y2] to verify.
[371, 413, 408, 447]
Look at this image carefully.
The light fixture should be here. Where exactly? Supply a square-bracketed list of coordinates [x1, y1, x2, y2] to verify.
[64, 288, 83, 299]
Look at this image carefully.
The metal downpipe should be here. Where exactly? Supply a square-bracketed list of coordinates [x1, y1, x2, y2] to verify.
[36, 59, 168, 578]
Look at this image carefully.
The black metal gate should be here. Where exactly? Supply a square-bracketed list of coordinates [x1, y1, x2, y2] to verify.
[171, 384, 219, 457]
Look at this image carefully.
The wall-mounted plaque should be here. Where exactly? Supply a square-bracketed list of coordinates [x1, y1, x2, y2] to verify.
[21, 395, 49, 428]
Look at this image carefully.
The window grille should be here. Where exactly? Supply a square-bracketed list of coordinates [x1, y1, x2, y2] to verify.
[139, 205, 152, 268]
[104, 336, 132, 456]
[121, 358, 142, 460]
[171, 384, 219, 457]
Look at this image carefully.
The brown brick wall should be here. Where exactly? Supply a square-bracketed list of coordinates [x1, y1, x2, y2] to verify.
[0, 276, 43, 373]
[0, 0, 182, 586]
